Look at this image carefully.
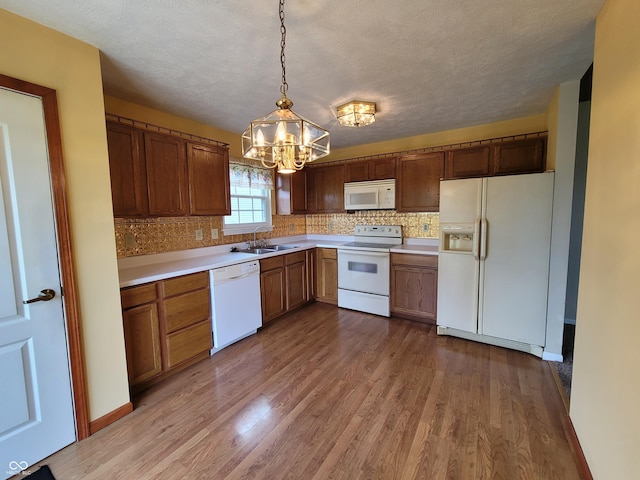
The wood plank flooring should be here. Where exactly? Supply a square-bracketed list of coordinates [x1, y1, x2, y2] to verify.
[33, 303, 582, 479]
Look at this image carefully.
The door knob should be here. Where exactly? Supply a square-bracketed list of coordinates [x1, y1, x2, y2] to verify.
[23, 289, 56, 304]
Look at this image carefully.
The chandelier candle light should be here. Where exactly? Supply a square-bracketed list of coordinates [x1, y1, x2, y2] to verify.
[242, 0, 330, 174]
[336, 101, 377, 127]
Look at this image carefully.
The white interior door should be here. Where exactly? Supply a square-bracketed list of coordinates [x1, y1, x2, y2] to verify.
[0, 88, 75, 479]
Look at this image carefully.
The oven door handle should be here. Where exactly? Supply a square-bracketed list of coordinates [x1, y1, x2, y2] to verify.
[339, 250, 389, 258]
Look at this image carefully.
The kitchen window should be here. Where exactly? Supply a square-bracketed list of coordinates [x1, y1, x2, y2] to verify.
[223, 160, 274, 235]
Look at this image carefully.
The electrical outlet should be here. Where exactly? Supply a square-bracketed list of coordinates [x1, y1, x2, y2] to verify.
[423, 224, 430, 232]
[195, 229, 203, 241]
[289, 223, 294, 231]
[328, 221, 334, 231]
[211, 228, 219, 239]
[124, 233, 137, 248]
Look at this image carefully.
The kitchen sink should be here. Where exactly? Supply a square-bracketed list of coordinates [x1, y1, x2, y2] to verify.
[268, 245, 298, 251]
[239, 247, 277, 255]
[236, 245, 299, 255]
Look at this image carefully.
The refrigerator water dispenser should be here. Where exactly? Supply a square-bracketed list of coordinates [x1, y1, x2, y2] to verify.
[440, 223, 477, 254]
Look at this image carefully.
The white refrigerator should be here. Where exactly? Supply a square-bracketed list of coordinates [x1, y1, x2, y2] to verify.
[437, 172, 554, 355]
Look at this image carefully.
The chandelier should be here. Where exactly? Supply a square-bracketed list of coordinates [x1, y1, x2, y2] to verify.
[242, 0, 330, 174]
[336, 101, 376, 127]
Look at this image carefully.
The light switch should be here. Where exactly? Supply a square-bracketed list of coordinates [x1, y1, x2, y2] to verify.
[195, 229, 203, 241]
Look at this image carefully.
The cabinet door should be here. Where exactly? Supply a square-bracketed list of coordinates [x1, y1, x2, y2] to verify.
[491, 138, 546, 176]
[390, 254, 438, 323]
[444, 146, 491, 179]
[187, 142, 231, 215]
[123, 302, 162, 385]
[396, 152, 444, 212]
[316, 248, 337, 304]
[261, 268, 286, 323]
[345, 161, 369, 182]
[276, 170, 307, 214]
[106, 122, 148, 217]
[306, 249, 316, 300]
[370, 158, 396, 180]
[144, 132, 188, 216]
[308, 165, 345, 213]
[285, 252, 307, 311]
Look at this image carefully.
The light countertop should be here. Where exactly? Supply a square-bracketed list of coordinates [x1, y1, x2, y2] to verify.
[118, 236, 438, 288]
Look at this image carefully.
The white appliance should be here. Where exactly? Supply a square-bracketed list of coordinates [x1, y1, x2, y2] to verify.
[437, 172, 554, 356]
[210, 260, 261, 353]
[337, 225, 402, 316]
[344, 179, 395, 211]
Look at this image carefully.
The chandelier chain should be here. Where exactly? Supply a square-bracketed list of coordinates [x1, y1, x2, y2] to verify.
[279, 0, 288, 96]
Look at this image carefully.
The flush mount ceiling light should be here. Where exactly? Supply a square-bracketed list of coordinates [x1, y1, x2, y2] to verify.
[336, 101, 377, 127]
[242, 0, 330, 175]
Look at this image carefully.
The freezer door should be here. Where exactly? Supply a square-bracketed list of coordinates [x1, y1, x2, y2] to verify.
[439, 177, 483, 224]
[437, 252, 480, 333]
[479, 172, 554, 346]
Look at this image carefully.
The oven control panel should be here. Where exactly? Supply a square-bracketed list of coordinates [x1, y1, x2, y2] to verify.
[354, 225, 402, 237]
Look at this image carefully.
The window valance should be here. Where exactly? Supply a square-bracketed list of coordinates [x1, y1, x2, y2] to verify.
[229, 157, 274, 189]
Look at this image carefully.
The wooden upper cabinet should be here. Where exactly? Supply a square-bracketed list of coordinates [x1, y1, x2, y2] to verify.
[396, 152, 444, 212]
[444, 146, 491, 180]
[276, 169, 307, 215]
[144, 132, 189, 216]
[187, 142, 231, 215]
[307, 164, 345, 213]
[345, 158, 396, 182]
[492, 137, 546, 176]
[106, 121, 148, 217]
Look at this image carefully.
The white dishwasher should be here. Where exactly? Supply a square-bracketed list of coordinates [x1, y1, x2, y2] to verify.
[210, 260, 262, 353]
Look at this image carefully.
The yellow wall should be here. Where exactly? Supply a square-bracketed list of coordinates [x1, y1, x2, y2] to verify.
[328, 114, 547, 161]
[104, 95, 242, 157]
[0, 10, 130, 421]
[571, 0, 640, 477]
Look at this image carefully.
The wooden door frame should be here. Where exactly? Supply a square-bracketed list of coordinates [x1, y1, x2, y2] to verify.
[0, 73, 89, 440]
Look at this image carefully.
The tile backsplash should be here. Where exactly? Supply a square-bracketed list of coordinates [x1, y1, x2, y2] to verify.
[114, 211, 439, 258]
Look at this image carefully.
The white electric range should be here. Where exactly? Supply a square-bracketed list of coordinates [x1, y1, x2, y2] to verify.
[337, 225, 402, 316]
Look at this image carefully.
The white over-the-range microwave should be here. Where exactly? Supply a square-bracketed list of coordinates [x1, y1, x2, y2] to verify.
[344, 179, 396, 211]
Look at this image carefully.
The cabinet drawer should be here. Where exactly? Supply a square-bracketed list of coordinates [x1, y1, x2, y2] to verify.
[285, 250, 306, 265]
[121, 283, 157, 309]
[165, 320, 212, 369]
[260, 255, 285, 272]
[391, 253, 438, 268]
[162, 271, 208, 297]
[163, 288, 210, 333]
[317, 247, 337, 260]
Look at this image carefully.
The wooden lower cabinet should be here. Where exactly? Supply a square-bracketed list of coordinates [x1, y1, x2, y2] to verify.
[260, 256, 286, 324]
[316, 248, 338, 305]
[260, 250, 312, 324]
[121, 271, 212, 392]
[390, 253, 438, 324]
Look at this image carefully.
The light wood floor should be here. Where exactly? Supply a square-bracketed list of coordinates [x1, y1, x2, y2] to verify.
[35, 303, 582, 479]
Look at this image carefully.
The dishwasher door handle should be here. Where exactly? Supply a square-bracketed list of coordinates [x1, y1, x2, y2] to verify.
[214, 270, 259, 285]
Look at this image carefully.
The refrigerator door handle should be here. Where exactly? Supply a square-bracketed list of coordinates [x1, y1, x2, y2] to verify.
[473, 219, 481, 260]
[480, 218, 488, 260]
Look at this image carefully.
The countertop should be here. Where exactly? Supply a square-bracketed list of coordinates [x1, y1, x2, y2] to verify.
[117, 236, 439, 288]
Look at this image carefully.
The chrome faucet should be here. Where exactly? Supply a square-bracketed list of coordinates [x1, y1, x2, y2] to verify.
[252, 226, 269, 248]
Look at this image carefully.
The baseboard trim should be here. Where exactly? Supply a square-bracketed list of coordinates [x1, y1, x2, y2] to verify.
[88, 402, 133, 435]
[542, 350, 564, 362]
[565, 415, 594, 480]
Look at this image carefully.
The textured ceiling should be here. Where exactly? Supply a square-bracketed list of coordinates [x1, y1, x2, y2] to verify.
[1, 0, 604, 150]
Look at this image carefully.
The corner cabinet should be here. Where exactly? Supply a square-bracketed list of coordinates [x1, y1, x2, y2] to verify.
[106, 121, 230, 218]
[396, 152, 444, 212]
[276, 169, 308, 215]
[307, 164, 345, 213]
[390, 253, 438, 323]
[120, 271, 212, 392]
